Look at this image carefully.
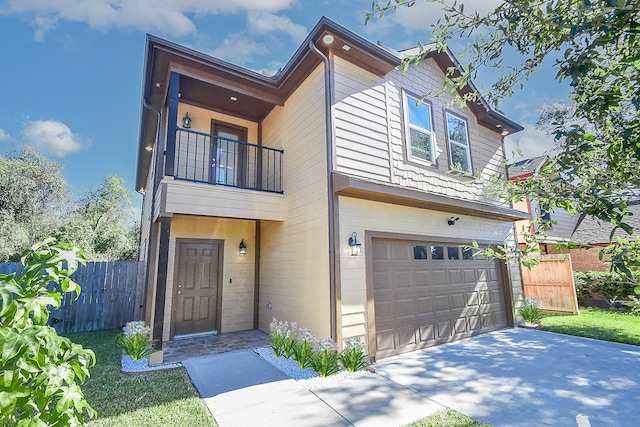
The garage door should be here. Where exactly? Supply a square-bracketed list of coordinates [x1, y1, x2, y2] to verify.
[372, 238, 508, 359]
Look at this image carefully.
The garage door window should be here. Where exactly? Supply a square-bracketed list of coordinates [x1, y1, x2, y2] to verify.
[462, 247, 474, 260]
[415, 244, 478, 261]
[447, 247, 460, 260]
[413, 245, 428, 259]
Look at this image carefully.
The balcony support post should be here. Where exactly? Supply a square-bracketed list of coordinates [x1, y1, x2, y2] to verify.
[165, 72, 180, 177]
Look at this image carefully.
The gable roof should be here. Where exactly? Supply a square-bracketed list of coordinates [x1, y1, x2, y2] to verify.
[570, 202, 640, 245]
[507, 156, 549, 180]
[136, 16, 523, 190]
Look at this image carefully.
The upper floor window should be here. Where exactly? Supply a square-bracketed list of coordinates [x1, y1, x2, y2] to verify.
[445, 111, 472, 173]
[404, 92, 435, 164]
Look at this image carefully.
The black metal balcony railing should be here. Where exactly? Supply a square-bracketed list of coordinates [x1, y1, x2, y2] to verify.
[174, 128, 283, 193]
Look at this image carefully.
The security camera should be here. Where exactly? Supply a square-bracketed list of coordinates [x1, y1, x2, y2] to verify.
[448, 216, 460, 226]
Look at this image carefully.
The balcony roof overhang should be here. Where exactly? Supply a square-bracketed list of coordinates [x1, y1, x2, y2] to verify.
[136, 17, 401, 190]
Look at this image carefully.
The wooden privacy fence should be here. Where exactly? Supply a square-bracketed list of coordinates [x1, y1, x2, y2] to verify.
[521, 254, 579, 314]
[0, 261, 146, 333]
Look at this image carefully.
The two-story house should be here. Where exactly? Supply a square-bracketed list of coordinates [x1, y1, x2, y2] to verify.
[136, 17, 528, 362]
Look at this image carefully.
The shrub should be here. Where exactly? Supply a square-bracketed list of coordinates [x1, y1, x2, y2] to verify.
[574, 270, 640, 302]
[116, 320, 155, 360]
[311, 338, 340, 377]
[0, 238, 96, 425]
[292, 327, 314, 369]
[269, 318, 297, 358]
[116, 332, 155, 361]
[520, 297, 542, 324]
[339, 337, 368, 372]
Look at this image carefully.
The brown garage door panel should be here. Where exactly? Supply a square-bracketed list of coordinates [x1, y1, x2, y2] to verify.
[372, 238, 509, 359]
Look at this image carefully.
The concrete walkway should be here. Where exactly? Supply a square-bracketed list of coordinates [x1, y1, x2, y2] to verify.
[184, 328, 640, 427]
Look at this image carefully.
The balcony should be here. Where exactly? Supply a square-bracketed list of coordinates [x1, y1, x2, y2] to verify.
[174, 128, 283, 194]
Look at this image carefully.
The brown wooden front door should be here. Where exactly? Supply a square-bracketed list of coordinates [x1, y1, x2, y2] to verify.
[172, 239, 223, 337]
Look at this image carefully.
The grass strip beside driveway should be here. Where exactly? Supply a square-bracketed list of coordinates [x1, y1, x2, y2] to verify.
[541, 308, 640, 346]
[66, 329, 217, 427]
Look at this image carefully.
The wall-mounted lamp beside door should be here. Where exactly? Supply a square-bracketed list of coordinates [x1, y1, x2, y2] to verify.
[182, 112, 192, 129]
[348, 232, 362, 256]
[239, 239, 247, 255]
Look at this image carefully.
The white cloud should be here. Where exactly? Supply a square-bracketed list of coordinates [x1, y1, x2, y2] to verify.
[247, 11, 307, 44]
[21, 119, 88, 157]
[503, 123, 556, 160]
[0, 129, 10, 142]
[2, 0, 298, 39]
[31, 15, 57, 41]
[208, 33, 270, 65]
[365, 0, 503, 38]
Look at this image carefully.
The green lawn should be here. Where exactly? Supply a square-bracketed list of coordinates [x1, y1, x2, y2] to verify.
[405, 409, 488, 426]
[67, 329, 216, 427]
[541, 307, 640, 346]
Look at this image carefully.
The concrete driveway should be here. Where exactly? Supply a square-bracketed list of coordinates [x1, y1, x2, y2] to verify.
[185, 328, 640, 426]
[375, 328, 640, 426]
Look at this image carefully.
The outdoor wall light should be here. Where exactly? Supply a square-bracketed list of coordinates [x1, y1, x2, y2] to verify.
[348, 232, 362, 256]
[182, 112, 192, 129]
[448, 217, 460, 226]
[239, 239, 247, 256]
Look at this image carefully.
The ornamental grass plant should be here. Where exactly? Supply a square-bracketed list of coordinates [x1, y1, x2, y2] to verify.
[520, 296, 543, 324]
[115, 321, 156, 361]
[339, 337, 369, 372]
[310, 338, 341, 377]
[269, 317, 369, 377]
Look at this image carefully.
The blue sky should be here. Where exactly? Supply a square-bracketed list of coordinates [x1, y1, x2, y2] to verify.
[0, 0, 568, 208]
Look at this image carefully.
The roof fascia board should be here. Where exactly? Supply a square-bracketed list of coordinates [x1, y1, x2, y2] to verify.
[169, 62, 284, 106]
[276, 17, 401, 86]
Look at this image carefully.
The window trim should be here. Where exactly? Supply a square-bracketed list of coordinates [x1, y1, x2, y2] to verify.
[403, 90, 436, 166]
[444, 110, 473, 174]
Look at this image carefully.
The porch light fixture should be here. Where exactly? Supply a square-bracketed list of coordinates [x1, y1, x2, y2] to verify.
[182, 112, 192, 129]
[448, 217, 460, 226]
[322, 34, 335, 44]
[348, 232, 362, 256]
[239, 239, 247, 256]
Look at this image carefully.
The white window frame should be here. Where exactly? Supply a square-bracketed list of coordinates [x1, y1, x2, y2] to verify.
[403, 91, 435, 165]
[445, 111, 472, 173]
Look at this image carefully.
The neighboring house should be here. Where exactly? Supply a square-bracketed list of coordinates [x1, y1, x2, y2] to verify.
[508, 156, 550, 242]
[508, 156, 580, 248]
[136, 17, 528, 362]
[508, 157, 640, 271]
[568, 203, 640, 271]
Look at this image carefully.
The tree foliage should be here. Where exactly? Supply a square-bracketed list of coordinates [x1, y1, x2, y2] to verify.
[0, 148, 67, 261]
[55, 175, 139, 261]
[0, 149, 139, 262]
[0, 238, 96, 426]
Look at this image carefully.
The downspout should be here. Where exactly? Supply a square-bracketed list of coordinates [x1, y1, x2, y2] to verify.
[142, 98, 161, 332]
[309, 41, 337, 340]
